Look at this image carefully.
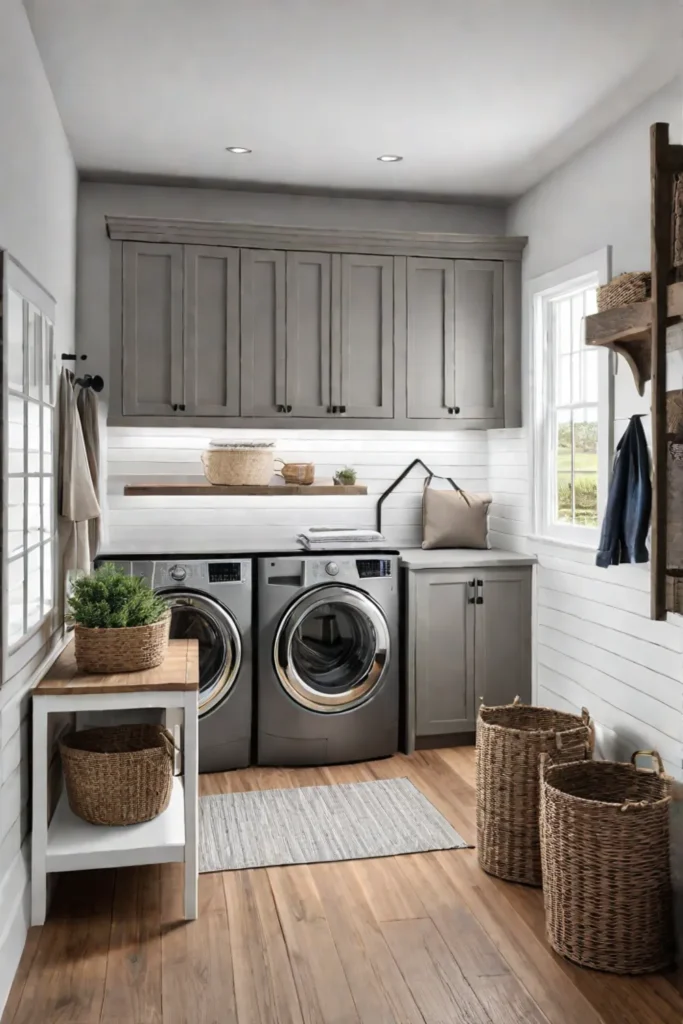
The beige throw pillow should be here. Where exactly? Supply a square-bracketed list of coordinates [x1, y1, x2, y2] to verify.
[422, 483, 492, 549]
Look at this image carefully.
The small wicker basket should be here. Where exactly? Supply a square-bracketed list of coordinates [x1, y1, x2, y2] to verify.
[476, 699, 593, 886]
[201, 442, 275, 486]
[60, 724, 175, 825]
[597, 272, 651, 311]
[74, 611, 171, 674]
[540, 751, 674, 974]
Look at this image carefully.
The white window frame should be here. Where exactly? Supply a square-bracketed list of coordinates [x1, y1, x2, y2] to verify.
[530, 248, 613, 548]
[2, 253, 60, 688]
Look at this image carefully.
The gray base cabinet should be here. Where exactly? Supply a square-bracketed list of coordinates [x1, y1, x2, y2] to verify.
[107, 220, 525, 429]
[407, 566, 532, 746]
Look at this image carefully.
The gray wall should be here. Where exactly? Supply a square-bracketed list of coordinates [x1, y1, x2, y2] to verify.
[0, 0, 77, 1012]
[505, 77, 683, 778]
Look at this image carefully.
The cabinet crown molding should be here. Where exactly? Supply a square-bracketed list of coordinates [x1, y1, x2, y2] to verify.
[105, 215, 527, 261]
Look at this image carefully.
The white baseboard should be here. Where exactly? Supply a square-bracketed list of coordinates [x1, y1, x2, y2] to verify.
[0, 854, 30, 1017]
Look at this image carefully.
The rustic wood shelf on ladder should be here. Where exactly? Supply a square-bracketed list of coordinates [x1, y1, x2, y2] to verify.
[585, 122, 683, 619]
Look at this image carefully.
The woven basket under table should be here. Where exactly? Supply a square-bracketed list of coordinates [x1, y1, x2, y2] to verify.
[541, 752, 674, 974]
[476, 699, 593, 886]
[74, 611, 170, 674]
[60, 724, 175, 826]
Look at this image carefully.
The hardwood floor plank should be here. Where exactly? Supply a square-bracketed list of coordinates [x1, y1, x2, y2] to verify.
[268, 864, 360, 1024]
[435, 746, 477, 789]
[381, 917, 492, 1024]
[160, 863, 237, 1024]
[397, 852, 551, 1024]
[434, 850, 605, 1024]
[0, 927, 41, 1024]
[352, 855, 426, 923]
[223, 869, 303, 1024]
[311, 860, 425, 1024]
[100, 865, 162, 1024]
[12, 869, 115, 1024]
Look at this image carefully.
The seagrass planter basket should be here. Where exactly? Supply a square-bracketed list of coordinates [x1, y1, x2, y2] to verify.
[540, 752, 674, 974]
[60, 724, 175, 826]
[74, 611, 171, 674]
[476, 699, 593, 886]
[597, 271, 651, 311]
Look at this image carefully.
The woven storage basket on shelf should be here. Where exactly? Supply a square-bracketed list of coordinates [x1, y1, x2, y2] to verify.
[201, 441, 275, 485]
[540, 751, 674, 974]
[476, 699, 593, 886]
[597, 271, 651, 311]
[74, 611, 170, 674]
[60, 724, 175, 825]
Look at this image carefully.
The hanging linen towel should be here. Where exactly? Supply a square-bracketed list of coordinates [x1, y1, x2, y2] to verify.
[58, 368, 100, 573]
[76, 384, 101, 559]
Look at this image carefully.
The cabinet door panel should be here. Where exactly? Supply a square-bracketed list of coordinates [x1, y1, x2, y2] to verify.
[122, 242, 183, 415]
[240, 250, 286, 416]
[406, 257, 454, 419]
[454, 260, 504, 420]
[415, 571, 475, 735]
[475, 569, 532, 710]
[286, 252, 332, 417]
[184, 246, 240, 416]
[339, 254, 393, 418]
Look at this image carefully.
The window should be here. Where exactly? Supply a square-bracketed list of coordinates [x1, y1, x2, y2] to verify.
[3, 256, 58, 676]
[531, 249, 613, 546]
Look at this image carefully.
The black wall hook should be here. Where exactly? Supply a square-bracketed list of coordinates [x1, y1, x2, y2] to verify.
[74, 373, 104, 393]
[61, 353, 87, 361]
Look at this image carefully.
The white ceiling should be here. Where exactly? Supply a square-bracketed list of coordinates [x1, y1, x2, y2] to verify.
[24, 0, 683, 200]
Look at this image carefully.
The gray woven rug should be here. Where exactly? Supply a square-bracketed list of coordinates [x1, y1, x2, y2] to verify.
[198, 777, 469, 872]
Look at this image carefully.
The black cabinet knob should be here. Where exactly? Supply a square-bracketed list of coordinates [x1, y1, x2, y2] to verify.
[179, 403, 186, 411]
[340, 405, 346, 414]
[454, 406, 460, 414]
[172, 403, 178, 411]
[286, 405, 292, 413]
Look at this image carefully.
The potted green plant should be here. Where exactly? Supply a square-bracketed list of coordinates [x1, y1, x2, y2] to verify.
[334, 466, 357, 486]
[69, 563, 171, 674]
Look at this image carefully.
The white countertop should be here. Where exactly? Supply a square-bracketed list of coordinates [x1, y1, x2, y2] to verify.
[399, 548, 536, 570]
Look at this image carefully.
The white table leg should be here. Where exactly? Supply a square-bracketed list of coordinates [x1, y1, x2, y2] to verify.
[31, 699, 49, 926]
[182, 690, 198, 920]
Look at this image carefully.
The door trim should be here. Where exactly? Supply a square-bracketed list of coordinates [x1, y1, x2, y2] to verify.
[274, 585, 390, 713]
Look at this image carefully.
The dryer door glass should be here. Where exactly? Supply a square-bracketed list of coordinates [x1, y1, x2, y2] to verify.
[158, 590, 242, 716]
[275, 586, 390, 712]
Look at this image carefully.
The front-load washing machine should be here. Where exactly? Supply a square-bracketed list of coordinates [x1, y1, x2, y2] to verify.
[95, 556, 252, 773]
[257, 553, 400, 766]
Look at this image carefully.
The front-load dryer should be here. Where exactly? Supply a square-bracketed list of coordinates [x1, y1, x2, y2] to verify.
[256, 553, 399, 766]
[95, 556, 252, 773]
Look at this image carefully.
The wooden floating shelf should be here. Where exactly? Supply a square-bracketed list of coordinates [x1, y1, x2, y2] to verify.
[584, 279, 683, 394]
[124, 480, 368, 497]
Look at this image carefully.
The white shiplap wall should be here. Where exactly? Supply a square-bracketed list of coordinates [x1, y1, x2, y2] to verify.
[487, 427, 530, 554]
[104, 427, 490, 551]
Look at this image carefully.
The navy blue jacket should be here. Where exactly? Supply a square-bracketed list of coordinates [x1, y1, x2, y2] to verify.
[596, 415, 651, 568]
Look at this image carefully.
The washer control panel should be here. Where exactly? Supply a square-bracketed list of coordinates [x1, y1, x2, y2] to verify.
[209, 562, 242, 583]
[356, 558, 393, 579]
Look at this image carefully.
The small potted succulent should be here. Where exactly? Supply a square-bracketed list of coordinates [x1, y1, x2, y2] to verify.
[334, 466, 357, 486]
[69, 563, 171, 674]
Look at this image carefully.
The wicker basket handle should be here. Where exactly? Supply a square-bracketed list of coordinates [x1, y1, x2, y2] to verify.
[512, 695, 521, 705]
[630, 750, 665, 776]
[581, 707, 590, 725]
[538, 751, 550, 776]
[160, 727, 179, 760]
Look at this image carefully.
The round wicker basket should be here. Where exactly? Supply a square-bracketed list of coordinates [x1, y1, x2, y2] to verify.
[60, 724, 175, 825]
[74, 611, 171, 674]
[476, 699, 593, 886]
[201, 442, 275, 486]
[541, 752, 674, 974]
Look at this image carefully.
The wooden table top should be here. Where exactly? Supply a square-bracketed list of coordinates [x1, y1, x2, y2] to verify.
[35, 638, 199, 695]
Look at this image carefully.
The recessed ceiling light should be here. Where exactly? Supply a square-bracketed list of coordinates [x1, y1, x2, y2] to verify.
[225, 146, 252, 154]
[377, 154, 403, 162]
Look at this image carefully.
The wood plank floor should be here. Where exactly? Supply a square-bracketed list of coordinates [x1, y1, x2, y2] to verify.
[3, 748, 681, 1024]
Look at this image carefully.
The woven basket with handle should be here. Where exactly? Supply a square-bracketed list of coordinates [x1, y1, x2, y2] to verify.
[540, 751, 674, 974]
[476, 698, 593, 886]
[74, 611, 170, 674]
[597, 271, 651, 311]
[60, 724, 175, 826]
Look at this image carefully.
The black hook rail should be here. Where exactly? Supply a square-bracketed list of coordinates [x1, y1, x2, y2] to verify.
[74, 374, 104, 393]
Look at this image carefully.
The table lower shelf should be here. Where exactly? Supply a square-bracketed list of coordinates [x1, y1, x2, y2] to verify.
[46, 776, 186, 873]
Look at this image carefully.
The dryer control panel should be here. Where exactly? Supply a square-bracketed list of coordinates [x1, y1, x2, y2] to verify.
[356, 559, 393, 579]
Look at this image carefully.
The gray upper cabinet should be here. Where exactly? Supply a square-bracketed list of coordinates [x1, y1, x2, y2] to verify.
[121, 241, 184, 415]
[414, 570, 475, 735]
[183, 246, 240, 417]
[454, 260, 504, 421]
[240, 249, 287, 417]
[338, 254, 394, 418]
[285, 252, 333, 417]
[406, 257, 455, 419]
[474, 569, 532, 709]
[111, 221, 524, 428]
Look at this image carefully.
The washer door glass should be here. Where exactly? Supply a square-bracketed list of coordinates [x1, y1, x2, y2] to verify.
[158, 590, 241, 716]
[275, 585, 390, 712]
